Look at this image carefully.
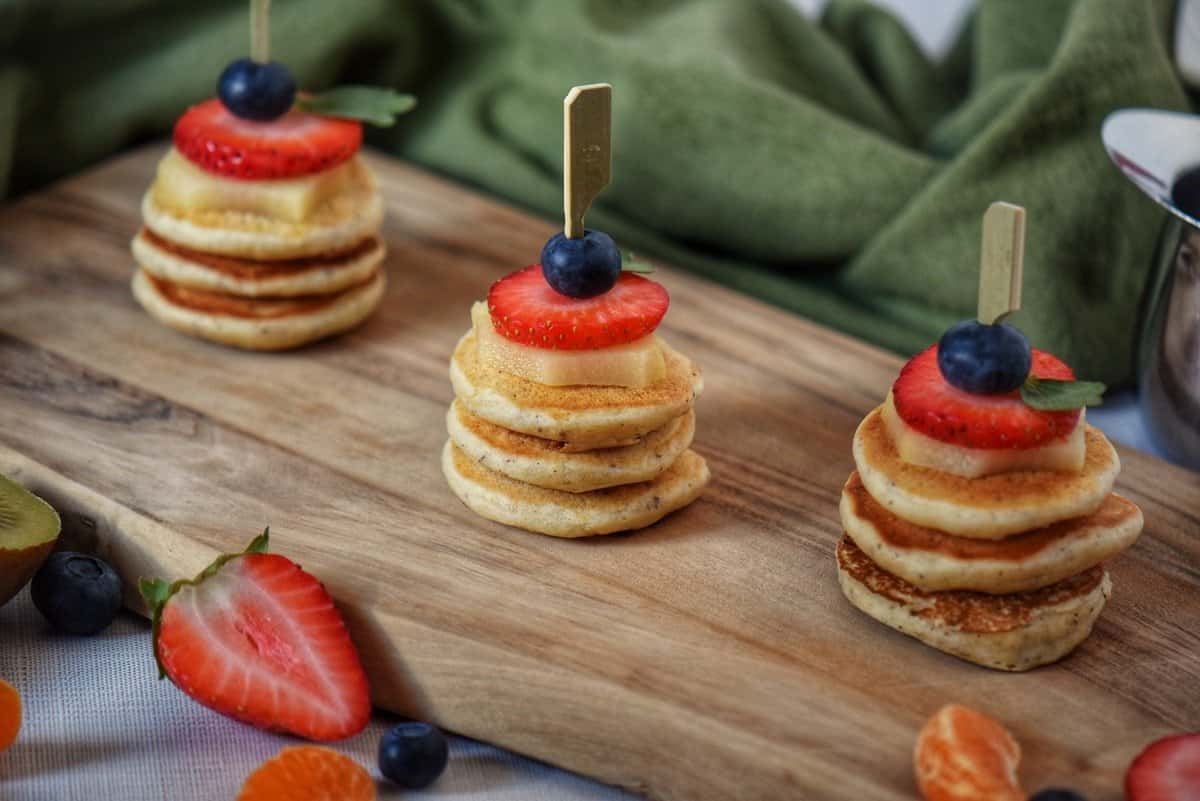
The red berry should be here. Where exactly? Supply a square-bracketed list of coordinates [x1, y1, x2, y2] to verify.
[173, 98, 362, 180]
[1126, 733, 1200, 801]
[142, 535, 371, 742]
[487, 265, 669, 350]
[892, 346, 1081, 449]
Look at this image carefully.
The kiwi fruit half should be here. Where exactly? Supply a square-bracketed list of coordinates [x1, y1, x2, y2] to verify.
[0, 474, 61, 607]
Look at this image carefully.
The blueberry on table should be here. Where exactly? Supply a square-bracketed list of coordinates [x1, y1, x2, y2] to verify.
[31, 552, 123, 635]
[1028, 789, 1088, 801]
[217, 58, 296, 122]
[378, 721, 449, 789]
[937, 319, 1032, 394]
[540, 230, 623, 298]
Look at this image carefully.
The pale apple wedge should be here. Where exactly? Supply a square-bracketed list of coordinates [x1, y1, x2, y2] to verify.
[0, 475, 61, 607]
[152, 147, 366, 224]
[471, 302, 666, 388]
[881, 392, 1086, 478]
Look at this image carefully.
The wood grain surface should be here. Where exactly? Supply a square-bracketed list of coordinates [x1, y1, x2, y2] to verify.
[0, 146, 1198, 801]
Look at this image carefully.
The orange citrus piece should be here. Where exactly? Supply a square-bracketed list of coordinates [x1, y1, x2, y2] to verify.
[236, 746, 375, 801]
[914, 704, 1023, 801]
[0, 678, 21, 752]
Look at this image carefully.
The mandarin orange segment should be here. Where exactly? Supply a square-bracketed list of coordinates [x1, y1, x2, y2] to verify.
[914, 704, 1023, 801]
[0, 678, 21, 752]
[236, 746, 375, 801]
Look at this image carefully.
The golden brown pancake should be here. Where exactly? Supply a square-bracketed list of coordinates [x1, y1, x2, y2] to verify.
[841, 472, 1142, 593]
[133, 228, 385, 297]
[836, 536, 1111, 671]
[142, 181, 383, 261]
[447, 400, 695, 493]
[450, 331, 703, 449]
[853, 408, 1119, 539]
[131, 268, 385, 350]
[441, 441, 709, 538]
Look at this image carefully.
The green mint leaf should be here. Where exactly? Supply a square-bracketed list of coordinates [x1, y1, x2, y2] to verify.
[296, 86, 417, 126]
[1020, 377, 1106, 410]
[621, 251, 655, 274]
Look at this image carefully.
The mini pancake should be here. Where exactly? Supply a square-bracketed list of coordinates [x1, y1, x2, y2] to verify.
[141, 171, 383, 261]
[450, 331, 703, 450]
[854, 408, 1119, 539]
[836, 536, 1110, 672]
[441, 441, 709, 538]
[132, 228, 385, 297]
[447, 400, 695, 493]
[131, 268, 384, 351]
[841, 472, 1142, 594]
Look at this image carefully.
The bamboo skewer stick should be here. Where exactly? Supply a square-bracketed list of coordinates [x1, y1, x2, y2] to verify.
[977, 201, 1026, 325]
[563, 84, 612, 239]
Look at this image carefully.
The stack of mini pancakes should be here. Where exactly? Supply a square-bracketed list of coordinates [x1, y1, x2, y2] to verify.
[443, 309, 710, 538]
[837, 405, 1144, 671]
[131, 148, 386, 350]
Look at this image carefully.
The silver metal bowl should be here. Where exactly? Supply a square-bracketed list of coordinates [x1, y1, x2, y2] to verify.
[1103, 109, 1200, 470]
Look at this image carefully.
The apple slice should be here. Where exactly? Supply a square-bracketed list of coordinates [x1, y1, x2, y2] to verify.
[152, 147, 364, 224]
[0, 475, 61, 607]
[881, 392, 1086, 477]
[471, 302, 666, 387]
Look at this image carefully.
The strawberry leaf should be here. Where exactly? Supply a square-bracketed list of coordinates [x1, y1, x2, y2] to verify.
[1020, 377, 1106, 410]
[622, 251, 655, 274]
[296, 86, 416, 126]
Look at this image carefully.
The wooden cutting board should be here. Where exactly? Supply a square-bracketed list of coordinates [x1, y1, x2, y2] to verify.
[1, 146, 1198, 801]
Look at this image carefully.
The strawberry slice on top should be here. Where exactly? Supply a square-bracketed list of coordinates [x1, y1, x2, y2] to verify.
[488, 265, 669, 350]
[892, 346, 1081, 449]
[140, 532, 370, 742]
[174, 98, 362, 180]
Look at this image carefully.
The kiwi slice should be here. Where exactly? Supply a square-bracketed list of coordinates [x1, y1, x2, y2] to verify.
[0, 474, 62, 607]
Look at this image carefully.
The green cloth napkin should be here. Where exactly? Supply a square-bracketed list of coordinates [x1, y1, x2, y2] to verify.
[0, 0, 1190, 384]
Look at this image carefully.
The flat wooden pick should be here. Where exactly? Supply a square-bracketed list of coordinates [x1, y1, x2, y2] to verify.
[251, 0, 271, 62]
[977, 201, 1026, 324]
[563, 83, 612, 239]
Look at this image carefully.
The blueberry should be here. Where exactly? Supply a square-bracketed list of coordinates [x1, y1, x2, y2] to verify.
[378, 721, 448, 789]
[937, 319, 1032, 394]
[31, 552, 123, 636]
[1028, 789, 1088, 801]
[540, 230, 622, 298]
[217, 58, 295, 122]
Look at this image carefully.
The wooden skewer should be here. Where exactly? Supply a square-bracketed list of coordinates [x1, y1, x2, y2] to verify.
[251, 0, 271, 63]
[563, 84, 612, 239]
[977, 201, 1026, 325]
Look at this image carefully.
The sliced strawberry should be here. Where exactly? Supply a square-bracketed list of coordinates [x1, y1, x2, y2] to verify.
[487, 265, 669, 350]
[173, 98, 362, 180]
[1127, 733, 1200, 801]
[139, 532, 370, 742]
[892, 346, 1081, 449]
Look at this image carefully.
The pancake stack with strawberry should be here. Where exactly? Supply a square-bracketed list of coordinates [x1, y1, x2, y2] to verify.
[836, 205, 1143, 671]
[131, 9, 413, 350]
[444, 84, 707, 537]
[443, 229, 709, 537]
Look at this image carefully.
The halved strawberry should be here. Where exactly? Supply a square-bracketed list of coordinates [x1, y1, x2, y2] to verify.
[487, 265, 669, 350]
[892, 346, 1081, 449]
[139, 532, 371, 742]
[173, 98, 362, 180]
[1126, 733, 1200, 801]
